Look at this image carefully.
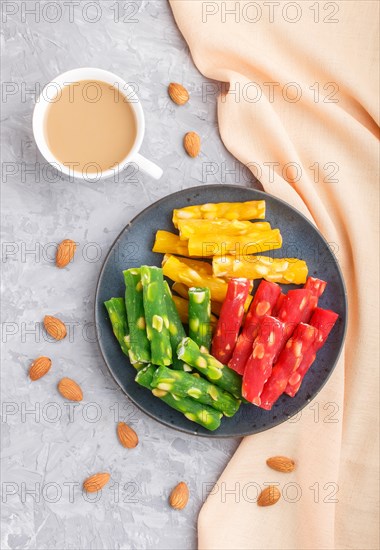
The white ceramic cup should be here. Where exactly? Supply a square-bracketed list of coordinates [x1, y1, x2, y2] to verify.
[32, 67, 163, 181]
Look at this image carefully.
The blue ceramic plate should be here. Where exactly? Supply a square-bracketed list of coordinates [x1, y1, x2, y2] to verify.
[95, 185, 347, 437]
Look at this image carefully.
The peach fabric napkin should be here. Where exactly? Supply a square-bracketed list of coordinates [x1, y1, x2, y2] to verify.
[169, 1, 379, 549]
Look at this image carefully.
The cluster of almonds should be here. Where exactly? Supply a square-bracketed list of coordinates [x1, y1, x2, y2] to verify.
[168, 83, 201, 158]
[29, 240, 80, 396]
[81, 457, 295, 507]
[258, 456, 296, 507]
[30, 240, 80, 388]
[28, 239, 188, 507]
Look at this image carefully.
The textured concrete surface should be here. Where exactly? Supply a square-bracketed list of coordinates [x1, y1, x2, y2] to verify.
[1, 2, 259, 549]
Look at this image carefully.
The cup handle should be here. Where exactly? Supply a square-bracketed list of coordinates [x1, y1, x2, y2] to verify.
[134, 153, 163, 180]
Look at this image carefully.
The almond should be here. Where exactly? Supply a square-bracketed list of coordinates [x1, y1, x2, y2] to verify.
[83, 473, 110, 493]
[168, 83, 189, 105]
[117, 422, 139, 448]
[266, 456, 295, 473]
[58, 377, 83, 401]
[257, 485, 281, 507]
[56, 239, 77, 268]
[29, 356, 52, 381]
[169, 481, 189, 510]
[43, 315, 67, 340]
[184, 132, 201, 158]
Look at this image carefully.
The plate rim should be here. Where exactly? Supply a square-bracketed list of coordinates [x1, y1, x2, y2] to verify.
[94, 184, 348, 438]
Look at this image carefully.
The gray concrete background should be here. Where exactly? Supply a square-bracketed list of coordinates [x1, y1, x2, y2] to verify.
[1, 2, 258, 549]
